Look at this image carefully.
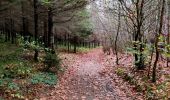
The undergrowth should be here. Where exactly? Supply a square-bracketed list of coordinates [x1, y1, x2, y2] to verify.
[115, 67, 170, 99]
[0, 41, 60, 99]
[31, 72, 57, 85]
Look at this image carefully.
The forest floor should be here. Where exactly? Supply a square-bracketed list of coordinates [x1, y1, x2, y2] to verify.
[1, 42, 169, 100]
[40, 48, 144, 100]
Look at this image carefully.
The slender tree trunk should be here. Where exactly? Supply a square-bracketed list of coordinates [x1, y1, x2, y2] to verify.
[73, 36, 77, 53]
[115, 3, 121, 65]
[152, 0, 165, 82]
[67, 34, 70, 52]
[7, 19, 11, 42]
[34, 0, 38, 42]
[34, 0, 39, 62]
[21, 1, 26, 40]
[167, 0, 170, 67]
[5, 18, 8, 42]
[10, 18, 14, 44]
[64, 34, 67, 46]
[44, 20, 48, 47]
[137, 0, 145, 70]
[48, 7, 55, 53]
[89, 42, 90, 49]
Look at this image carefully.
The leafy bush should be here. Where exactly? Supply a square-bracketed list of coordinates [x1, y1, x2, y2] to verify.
[3, 62, 32, 78]
[31, 72, 57, 85]
[44, 49, 60, 71]
[127, 41, 152, 68]
[17, 35, 43, 51]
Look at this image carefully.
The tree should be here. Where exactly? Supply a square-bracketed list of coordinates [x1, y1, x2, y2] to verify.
[118, 0, 147, 69]
[33, 0, 39, 61]
[166, 0, 170, 67]
[152, 0, 165, 82]
[42, 0, 90, 53]
[115, 2, 121, 65]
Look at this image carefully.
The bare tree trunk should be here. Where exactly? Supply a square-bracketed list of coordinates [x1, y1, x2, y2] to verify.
[73, 36, 77, 53]
[152, 0, 165, 82]
[4, 19, 7, 42]
[43, 20, 48, 47]
[21, 1, 26, 40]
[115, 3, 121, 65]
[48, 6, 55, 53]
[10, 18, 14, 44]
[67, 34, 70, 52]
[133, 0, 145, 70]
[34, 0, 39, 62]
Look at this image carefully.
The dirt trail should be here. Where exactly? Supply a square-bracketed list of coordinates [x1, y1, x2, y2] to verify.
[40, 48, 131, 100]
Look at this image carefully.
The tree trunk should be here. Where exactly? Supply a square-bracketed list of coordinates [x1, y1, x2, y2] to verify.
[73, 36, 77, 53]
[34, 0, 39, 62]
[152, 0, 165, 82]
[134, 0, 145, 70]
[21, 1, 26, 40]
[167, 0, 170, 67]
[10, 18, 14, 44]
[67, 34, 70, 52]
[44, 20, 48, 47]
[115, 3, 121, 65]
[48, 7, 55, 53]
[5, 18, 8, 42]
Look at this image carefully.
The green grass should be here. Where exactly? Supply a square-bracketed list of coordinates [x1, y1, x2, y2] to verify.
[57, 44, 93, 53]
[0, 42, 23, 66]
[77, 46, 90, 53]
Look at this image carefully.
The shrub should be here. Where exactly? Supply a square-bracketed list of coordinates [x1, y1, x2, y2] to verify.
[3, 62, 32, 78]
[44, 49, 60, 72]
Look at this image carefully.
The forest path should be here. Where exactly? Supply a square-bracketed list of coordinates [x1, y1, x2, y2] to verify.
[40, 48, 131, 100]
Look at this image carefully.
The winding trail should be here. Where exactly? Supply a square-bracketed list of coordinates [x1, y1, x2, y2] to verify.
[40, 48, 133, 100]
